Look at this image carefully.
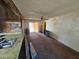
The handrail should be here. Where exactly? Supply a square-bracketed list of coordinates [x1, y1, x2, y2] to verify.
[25, 36, 37, 59]
[25, 36, 32, 59]
[28, 40, 32, 59]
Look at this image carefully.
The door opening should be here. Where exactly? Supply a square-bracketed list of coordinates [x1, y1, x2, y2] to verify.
[29, 22, 39, 32]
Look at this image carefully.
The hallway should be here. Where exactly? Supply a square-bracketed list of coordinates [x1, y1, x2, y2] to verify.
[1, 0, 79, 59]
[26, 32, 79, 59]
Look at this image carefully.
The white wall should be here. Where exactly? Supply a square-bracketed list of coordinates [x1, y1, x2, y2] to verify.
[46, 12, 79, 52]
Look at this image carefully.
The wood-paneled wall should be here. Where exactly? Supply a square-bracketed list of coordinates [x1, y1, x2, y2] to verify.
[0, 0, 23, 33]
[0, 0, 23, 22]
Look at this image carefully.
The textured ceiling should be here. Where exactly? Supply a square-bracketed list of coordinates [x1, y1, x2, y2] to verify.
[12, 0, 79, 19]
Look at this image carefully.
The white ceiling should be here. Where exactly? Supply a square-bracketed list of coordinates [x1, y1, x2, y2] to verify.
[12, 0, 79, 19]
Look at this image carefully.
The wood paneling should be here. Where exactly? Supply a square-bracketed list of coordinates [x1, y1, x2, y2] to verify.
[0, 0, 22, 21]
[0, 1, 7, 20]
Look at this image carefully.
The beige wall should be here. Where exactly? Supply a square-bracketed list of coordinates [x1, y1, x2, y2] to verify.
[21, 20, 29, 33]
[46, 12, 79, 52]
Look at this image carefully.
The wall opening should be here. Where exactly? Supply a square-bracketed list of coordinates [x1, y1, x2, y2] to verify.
[29, 22, 39, 32]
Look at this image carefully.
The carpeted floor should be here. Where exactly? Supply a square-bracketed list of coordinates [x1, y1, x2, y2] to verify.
[26, 32, 79, 59]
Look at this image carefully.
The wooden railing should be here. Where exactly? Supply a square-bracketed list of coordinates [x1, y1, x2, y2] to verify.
[25, 36, 37, 59]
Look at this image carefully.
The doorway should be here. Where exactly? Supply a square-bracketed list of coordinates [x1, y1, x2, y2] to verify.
[29, 22, 39, 32]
